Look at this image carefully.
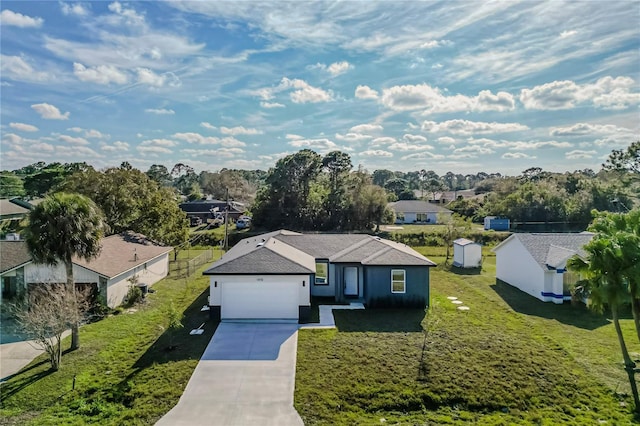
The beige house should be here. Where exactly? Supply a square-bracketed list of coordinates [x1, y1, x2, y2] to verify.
[1, 232, 172, 308]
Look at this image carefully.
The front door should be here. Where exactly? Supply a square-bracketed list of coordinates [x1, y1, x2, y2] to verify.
[344, 267, 358, 296]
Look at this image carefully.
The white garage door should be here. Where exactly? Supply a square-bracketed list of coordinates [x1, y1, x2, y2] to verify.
[221, 280, 299, 320]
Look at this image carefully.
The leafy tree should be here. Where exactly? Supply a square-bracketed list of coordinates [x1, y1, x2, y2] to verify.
[347, 170, 389, 231]
[604, 141, 639, 174]
[199, 169, 255, 202]
[384, 177, 409, 199]
[25, 193, 107, 350]
[322, 151, 353, 229]
[0, 172, 24, 197]
[438, 213, 472, 265]
[171, 163, 199, 195]
[61, 168, 188, 246]
[146, 164, 172, 187]
[166, 300, 184, 350]
[568, 214, 640, 413]
[372, 169, 395, 187]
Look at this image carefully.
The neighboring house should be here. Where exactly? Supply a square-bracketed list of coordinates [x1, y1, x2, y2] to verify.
[203, 230, 436, 323]
[484, 216, 510, 231]
[453, 238, 482, 268]
[0, 199, 29, 221]
[421, 189, 478, 204]
[388, 200, 453, 224]
[0, 232, 172, 308]
[179, 199, 245, 222]
[492, 233, 593, 304]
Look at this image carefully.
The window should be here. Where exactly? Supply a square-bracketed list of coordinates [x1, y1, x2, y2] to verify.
[416, 213, 427, 222]
[391, 269, 406, 293]
[315, 262, 329, 285]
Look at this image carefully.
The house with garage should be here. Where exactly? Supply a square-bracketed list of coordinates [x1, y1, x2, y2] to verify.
[203, 230, 436, 323]
[0, 232, 172, 308]
[388, 200, 453, 224]
[493, 232, 593, 304]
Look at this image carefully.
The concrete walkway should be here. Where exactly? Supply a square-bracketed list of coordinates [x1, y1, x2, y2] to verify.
[300, 302, 365, 329]
[156, 323, 303, 426]
[0, 330, 71, 382]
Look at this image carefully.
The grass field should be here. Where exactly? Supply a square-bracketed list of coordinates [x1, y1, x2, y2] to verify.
[294, 257, 640, 425]
[0, 264, 217, 425]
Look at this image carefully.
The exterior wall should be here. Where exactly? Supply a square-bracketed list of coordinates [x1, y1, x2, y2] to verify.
[454, 244, 482, 268]
[332, 264, 364, 303]
[495, 238, 545, 302]
[311, 261, 335, 297]
[25, 262, 98, 284]
[396, 211, 450, 224]
[208, 274, 311, 309]
[364, 265, 429, 307]
[105, 253, 169, 308]
[542, 270, 566, 304]
[0, 266, 26, 305]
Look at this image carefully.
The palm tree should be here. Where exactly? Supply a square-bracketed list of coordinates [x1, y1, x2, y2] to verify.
[568, 236, 640, 413]
[25, 192, 107, 350]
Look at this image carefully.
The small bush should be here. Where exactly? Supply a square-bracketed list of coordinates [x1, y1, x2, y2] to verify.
[123, 285, 143, 308]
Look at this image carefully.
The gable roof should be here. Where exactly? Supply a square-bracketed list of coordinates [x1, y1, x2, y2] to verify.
[0, 199, 30, 217]
[493, 232, 594, 270]
[454, 238, 479, 246]
[204, 230, 435, 275]
[0, 240, 32, 274]
[388, 200, 453, 214]
[72, 232, 173, 278]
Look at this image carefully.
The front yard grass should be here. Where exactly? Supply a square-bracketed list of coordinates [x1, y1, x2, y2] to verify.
[295, 257, 639, 425]
[0, 264, 217, 425]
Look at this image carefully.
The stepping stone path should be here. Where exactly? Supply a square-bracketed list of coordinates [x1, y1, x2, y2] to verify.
[448, 296, 470, 311]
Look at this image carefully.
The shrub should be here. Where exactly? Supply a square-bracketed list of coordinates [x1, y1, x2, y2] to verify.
[123, 285, 143, 308]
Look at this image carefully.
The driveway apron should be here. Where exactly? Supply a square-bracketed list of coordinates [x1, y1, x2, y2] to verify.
[156, 322, 303, 426]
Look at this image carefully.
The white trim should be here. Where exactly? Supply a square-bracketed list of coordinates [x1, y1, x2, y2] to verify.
[391, 269, 406, 293]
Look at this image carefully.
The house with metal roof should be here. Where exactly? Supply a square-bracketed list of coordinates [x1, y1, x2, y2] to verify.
[203, 230, 436, 323]
[0, 232, 172, 308]
[492, 233, 593, 304]
[388, 200, 453, 224]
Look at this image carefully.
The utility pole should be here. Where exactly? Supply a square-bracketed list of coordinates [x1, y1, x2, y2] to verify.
[223, 187, 230, 252]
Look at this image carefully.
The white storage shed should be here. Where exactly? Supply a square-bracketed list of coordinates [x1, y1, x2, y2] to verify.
[452, 238, 482, 268]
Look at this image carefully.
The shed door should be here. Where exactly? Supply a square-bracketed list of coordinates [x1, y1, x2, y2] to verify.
[221, 280, 298, 320]
[344, 267, 358, 296]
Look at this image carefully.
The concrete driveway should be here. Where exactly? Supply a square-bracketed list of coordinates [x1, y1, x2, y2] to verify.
[156, 322, 303, 426]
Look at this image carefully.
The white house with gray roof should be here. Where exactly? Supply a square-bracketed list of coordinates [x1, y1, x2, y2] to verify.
[203, 230, 436, 322]
[388, 200, 453, 224]
[492, 233, 593, 304]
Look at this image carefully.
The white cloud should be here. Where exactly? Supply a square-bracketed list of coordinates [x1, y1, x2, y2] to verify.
[421, 119, 528, 135]
[220, 126, 263, 136]
[9, 122, 38, 132]
[565, 149, 597, 159]
[138, 138, 176, 154]
[388, 142, 434, 151]
[172, 132, 246, 147]
[140, 138, 177, 147]
[453, 145, 495, 155]
[288, 138, 339, 152]
[355, 85, 379, 100]
[327, 61, 352, 76]
[335, 133, 372, 142]
[145, 108, 175, 115]
[73, 62, 128, 85]
[31, 103, 70, 120]
[370, 137, 396, 146]
[360, 150, 393, 157]
[0, 9, 43, 27]
[136, 68, 181, 87]
[403, 134, 427, 143]
[559, 30, 577, 38]
[549, 122, 628, 137]
[255, 77, 333, 104]
[61, 3, 89, 16]
[182, 147, 245, 158]
[101, 141, 129, 152]
[401, 152, 445, 161]
[260, 101, 285, 108]
[507, 140, 572, 150]
[138, 146, 172, 154]
[520, 76, 640, 110]
[286, 134, 304, 140]
[437, 136, 456, 144]
[349, 124, 383, 134]
[200, 122, 217, 130]
[502, 152, 536, 159]
[1, 55, 51, 82]
[381, 83, 515, 113]
[58, 134, 90, 145]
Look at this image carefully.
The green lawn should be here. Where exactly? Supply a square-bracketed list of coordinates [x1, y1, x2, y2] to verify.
[295, 257, 639, 425]
[0, 264, 218, 425]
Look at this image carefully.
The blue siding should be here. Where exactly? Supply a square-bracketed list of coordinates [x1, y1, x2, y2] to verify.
[364, 266, 430, 308]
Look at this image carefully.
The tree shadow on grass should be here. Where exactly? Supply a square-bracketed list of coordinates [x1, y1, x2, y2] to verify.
[0, 368, 54, 404]
[131, 288, 218, 371]
[490, 279, 610, 330]
[334, 309, 424, 332]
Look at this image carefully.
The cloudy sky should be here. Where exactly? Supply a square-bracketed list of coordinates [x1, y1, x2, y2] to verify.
[1, 1, 639, 175]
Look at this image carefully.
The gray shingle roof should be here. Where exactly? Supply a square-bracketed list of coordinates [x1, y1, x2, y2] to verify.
[204, 230, 435, 275]
[388, 200, 453, 214]
[496, 233, 593, 269]
[0, 241, 32, 274]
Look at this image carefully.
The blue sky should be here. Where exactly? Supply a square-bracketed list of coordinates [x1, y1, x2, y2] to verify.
[1, 1, 639, 175]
